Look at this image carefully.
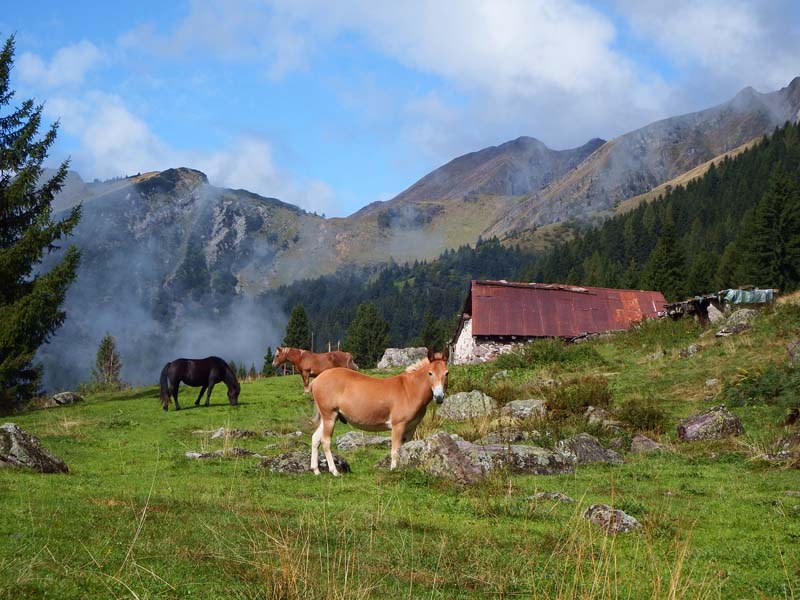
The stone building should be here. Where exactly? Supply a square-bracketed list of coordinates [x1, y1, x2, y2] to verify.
[450, 280, 667, 364]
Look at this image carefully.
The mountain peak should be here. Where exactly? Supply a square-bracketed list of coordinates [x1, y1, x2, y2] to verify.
[134, 167, 208, 196]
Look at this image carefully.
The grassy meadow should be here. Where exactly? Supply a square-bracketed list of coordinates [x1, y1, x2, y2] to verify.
[2, 302, 800, 599]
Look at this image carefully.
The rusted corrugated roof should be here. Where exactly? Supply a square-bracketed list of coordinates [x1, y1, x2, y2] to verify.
[464, 280, 666, 338]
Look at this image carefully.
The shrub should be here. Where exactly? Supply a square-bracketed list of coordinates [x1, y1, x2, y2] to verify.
[613, 317, 703, 352]
[618, 395, 668, 433]
[495, 338, 605, 370]
[721, 361, 800, 411]
[540, 375, 611, 419]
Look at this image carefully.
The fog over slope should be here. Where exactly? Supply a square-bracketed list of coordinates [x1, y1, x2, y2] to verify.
[37, 76, 800, 390]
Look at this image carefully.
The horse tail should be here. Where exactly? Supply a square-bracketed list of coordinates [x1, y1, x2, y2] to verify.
[159, 362, 171, 408]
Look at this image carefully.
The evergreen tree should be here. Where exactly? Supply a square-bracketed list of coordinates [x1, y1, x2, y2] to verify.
[418, 310, 446, 349]
[344, 302, 390, 368]
[0, 36, 81, 408]
[91, 333, 123, 390]
[262, 346, 275, 377]
[237, 363, 246, 380]
[641, 217, 686, 300]
[248, 363, 257, 380]
[738, 170, 800, 291]
[283, 304, 311, 349]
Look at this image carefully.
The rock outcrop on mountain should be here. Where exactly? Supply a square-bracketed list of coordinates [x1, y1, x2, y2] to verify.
[487, 77, 800, 235]
[358, 136, 605, 213]
[39, 77, 800, 388]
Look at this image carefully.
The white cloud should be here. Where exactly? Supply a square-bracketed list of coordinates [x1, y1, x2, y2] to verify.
[122, 0, 673, 152]
[45, 92, 338, 215]
[617, 0, 800, 93]
[17, 40, 105, 88]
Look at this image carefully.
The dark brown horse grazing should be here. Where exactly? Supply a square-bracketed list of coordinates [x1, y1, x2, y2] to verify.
[159, 356, 240, 411]
[272, 347, 358, 393]
[310, 348, 449, 475]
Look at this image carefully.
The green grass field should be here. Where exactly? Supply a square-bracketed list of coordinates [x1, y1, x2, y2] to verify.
[2, 302, 800, 599]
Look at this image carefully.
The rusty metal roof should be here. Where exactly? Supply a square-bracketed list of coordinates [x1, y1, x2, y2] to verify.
[463, 280, 667, 338]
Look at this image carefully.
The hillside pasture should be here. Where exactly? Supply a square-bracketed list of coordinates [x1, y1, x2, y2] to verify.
[1, 306, 800, 598]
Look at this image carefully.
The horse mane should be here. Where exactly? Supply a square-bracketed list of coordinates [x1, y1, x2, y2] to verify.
[405, 357, 430, 372]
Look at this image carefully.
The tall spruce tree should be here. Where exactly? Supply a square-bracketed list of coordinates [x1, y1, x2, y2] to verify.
[91, 333, 123, 390]
[344, 302, 390, 368]
[262, 346, 275, 377]
[0, 36, 80, 408]
[283, 304, 311, 349]
[738, 169, 800, 291]
[641, 217, 686, 300]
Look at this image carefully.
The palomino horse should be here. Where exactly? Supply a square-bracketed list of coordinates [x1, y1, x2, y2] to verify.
[310, 348, 449, 475]
[159, 356, 240, 411]
[272, 347, 358, 393]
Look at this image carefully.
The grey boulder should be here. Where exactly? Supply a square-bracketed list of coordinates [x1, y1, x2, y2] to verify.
[501, 398, 547, 419]
[677, 405, 744, 441]
[437, 391, 498, 421]
[259, 450, 350, 475]
[377, 347, 428, 370]
[336, 431, 391, 451]
[630, 434, 666, 453]
[556, 433, 623, 465]
[583, 504, 641, 534]
[0, 423, 68, 473]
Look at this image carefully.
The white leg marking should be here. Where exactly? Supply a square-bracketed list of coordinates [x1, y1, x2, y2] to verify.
[311, 421, 323, 475]
[322, 435, 339, 476]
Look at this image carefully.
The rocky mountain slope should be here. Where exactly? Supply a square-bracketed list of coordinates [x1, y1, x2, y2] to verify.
[40, 77, 800, 387]
[487, 77, 800, 235]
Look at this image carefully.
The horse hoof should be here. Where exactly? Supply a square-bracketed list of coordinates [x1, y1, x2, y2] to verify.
[312, 469, 320, 476]
[162, 407, 168, 412]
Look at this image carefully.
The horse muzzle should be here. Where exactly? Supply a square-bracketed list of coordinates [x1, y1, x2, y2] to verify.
[433, 386, 445, 404]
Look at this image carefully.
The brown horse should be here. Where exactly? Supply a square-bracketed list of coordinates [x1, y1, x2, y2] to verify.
[309, 348, 449, 475]
[272, 347, 358, 393]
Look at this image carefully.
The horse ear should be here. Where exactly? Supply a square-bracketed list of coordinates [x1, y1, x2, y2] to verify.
[427, 347, 435, 362]
[442, 347, 449, 362]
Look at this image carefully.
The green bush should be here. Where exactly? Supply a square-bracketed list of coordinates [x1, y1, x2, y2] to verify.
[495, 338, 604, 370]
[618, 395, 668, 433]
[541, 375, 611, 418]
[721, 361, 800, 410]
[612, 317, 703, 352]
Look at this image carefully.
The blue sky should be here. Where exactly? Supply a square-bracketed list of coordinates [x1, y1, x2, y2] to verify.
[3, 1, 799, 216]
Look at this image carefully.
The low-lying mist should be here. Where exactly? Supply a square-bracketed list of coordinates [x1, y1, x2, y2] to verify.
[36, 173, 287, 391]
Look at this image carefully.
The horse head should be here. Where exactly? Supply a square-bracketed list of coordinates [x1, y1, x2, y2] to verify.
[426, 347, 449, 404]
[272, 347, 287, 367]
[228, 379, 240, 405]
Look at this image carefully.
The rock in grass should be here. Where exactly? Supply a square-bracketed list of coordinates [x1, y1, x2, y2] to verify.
[583, 504, 641, 534]
[677, 405, 744, 441]
[210, 427, 258, 439]
[501, 398, 547, 419]
[259, 450, 350, 475]
[556, 433, 623, 465]
[527, 492, 574, 503]
[335, 431, 391, 451]
[460, 442, 575, 476]
[475, 428, 539, 445]
[630, 434, 666, 453]
[437, 390, 498, 421]
[378, 432, 573, 482]
[0, 423, 68, 473]
[377, 347, 428, 369]
[380, 432, 484, 485]
[185, 447, 263, 459]
[584, 406, 622, 431]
